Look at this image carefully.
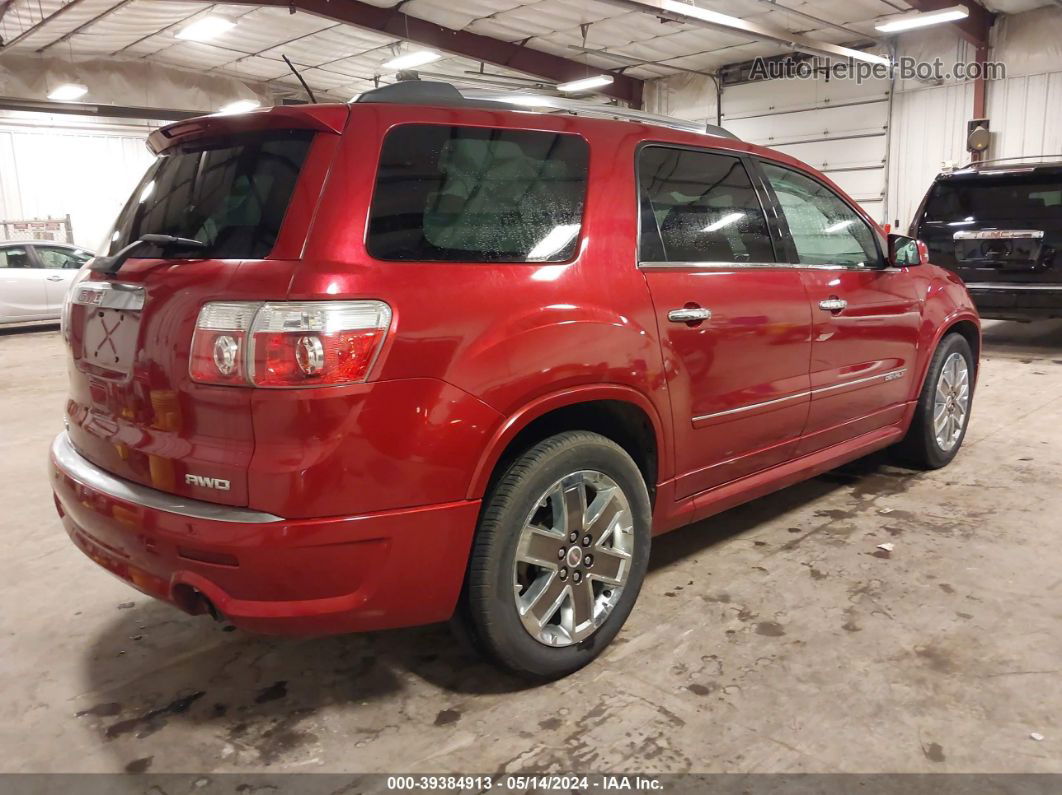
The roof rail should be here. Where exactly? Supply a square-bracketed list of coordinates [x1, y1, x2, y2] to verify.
[956, 153, 1062, 170]
[353, 80, 739, 140]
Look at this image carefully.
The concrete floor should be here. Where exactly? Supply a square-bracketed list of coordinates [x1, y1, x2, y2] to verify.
[1, 320, 1060, 775]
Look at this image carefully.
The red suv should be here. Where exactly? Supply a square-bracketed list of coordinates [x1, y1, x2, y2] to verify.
[50, 82, 979, 678]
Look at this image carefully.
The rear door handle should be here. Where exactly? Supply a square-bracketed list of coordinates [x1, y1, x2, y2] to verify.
[668, 307, 712, 323]
[46, 275, 64, 281]
[818, 298, 847, 312]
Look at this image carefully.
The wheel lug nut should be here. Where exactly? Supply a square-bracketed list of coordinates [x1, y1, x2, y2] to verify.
[569, 532, 578, 543]
[572, 571, 582, 583]
[581, 535, 592, 547]
[557, 547, 566, 560]
[559, 567, 568, 581]
[584, 554, 594, 567]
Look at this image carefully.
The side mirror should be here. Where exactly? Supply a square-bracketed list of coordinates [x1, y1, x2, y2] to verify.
[888, 233, 925, 267]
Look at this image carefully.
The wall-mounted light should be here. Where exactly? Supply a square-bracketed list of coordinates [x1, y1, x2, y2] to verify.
[219, 99, 261, 114]
[176, 14, 237, 42]
[557, 74, 614, 93]
[875, 5, 969, 33]
[48, 83, 88, 101]
[382, 50, 442, 70]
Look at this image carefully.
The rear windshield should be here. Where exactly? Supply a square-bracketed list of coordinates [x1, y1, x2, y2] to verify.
[923, 175, 1062, 223]
[107, 131, 312, 259]
[367, 124, 589, 263]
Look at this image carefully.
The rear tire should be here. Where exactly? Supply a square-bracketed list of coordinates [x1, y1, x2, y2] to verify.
[893, 333, 974, 469]
[457, 431, 651, 680]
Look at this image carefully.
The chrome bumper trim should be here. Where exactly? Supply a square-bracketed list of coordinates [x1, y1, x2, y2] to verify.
[965, 283, 1062, 292]
[50, 432, 284, 524]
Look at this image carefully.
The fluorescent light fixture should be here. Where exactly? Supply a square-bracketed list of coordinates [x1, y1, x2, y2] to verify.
[218, 99, 261, 114]
[382, 50, 442, 70]
[704, 212, 744, 232]
[176, 14, 237, 42]
[557, 74, 614, 93]
[838, 47, 891, 66]
[641, 0, 890, 66]
[47, 83, 87, 101]
[875, 5, 969, 33]
[528, 224, 581, 260]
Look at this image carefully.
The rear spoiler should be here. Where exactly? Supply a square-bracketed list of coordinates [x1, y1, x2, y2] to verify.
[148, 104, 350, 154]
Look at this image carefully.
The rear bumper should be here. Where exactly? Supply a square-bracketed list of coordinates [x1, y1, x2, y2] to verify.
[49, 433, 480, 635]
[965, 283, 1062, 320]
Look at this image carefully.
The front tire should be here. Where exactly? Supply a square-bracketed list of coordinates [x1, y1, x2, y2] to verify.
[894, 332, 974, 469]
[459, 431, 652, 679]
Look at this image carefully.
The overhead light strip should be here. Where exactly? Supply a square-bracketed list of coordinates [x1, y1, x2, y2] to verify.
[875, 5, 970, 33]
[600, 0, 891, 66]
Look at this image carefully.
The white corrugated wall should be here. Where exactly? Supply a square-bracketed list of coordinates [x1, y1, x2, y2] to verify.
[646, 5, 1062, 232]
[0, 112, 154, 250]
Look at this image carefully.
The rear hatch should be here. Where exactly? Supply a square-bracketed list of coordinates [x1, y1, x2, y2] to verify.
[63, 105, 346, 507]
[914, 166, 1062, 285]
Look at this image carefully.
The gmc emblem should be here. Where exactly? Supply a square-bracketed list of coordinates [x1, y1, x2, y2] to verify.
[185, 474, 231, 491]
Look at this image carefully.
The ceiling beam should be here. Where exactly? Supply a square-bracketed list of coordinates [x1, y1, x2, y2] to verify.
[0, 0, 90, 49]
[174, 0, 644, 107]
[36, 0, 136, 52]
[900, 0, 994, 47]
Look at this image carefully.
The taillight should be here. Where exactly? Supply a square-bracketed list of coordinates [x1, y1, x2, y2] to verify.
[190, 301, 392, 388]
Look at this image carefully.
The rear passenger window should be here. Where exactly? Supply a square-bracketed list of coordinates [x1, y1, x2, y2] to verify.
[0, 247, 30, 268]
[638, 146, 774, 263]
[761, 162, 880, 268]
[367, 125, 589, 263]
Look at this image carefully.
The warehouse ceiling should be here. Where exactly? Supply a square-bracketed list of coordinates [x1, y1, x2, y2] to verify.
[0, 0, 1047, 105]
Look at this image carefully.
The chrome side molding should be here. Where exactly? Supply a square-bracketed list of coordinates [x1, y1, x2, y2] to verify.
[692, 368, 907, 423]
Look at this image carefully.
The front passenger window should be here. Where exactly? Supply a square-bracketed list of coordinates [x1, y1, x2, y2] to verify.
[762, 162, 880, 268]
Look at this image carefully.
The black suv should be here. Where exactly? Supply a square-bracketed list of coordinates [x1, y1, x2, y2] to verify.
[912, 158, 1062, 321]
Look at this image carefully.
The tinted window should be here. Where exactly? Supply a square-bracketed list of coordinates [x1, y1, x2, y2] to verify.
[638, 147, 774, 263]
[0, 247, 31, 268]
[923, 175, 1062, 223]
[367, 125, 589, 262]
[35, 246, 91, 269]
[108, 132, 312, 260]
[763, 163, 879, 268]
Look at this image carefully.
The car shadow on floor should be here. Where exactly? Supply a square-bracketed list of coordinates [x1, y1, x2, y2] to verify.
[980, 318, 1062, 358]
[0, 322, 59, 337]
[75, 453, 906, 767]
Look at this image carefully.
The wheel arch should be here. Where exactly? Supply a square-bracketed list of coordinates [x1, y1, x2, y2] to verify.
[466, 386, 667, 508]
[915, 312, 981, 397]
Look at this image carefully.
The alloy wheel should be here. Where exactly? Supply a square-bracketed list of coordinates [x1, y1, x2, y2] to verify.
[512, 470, 634, 647]
[933, 351, 970, 452]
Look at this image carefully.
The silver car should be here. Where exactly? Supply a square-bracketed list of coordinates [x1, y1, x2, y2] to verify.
[0, 241, 94, 326]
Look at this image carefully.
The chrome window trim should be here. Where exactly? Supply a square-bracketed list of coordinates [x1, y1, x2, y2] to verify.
[51, 432, 284, 524]
[691, 368, 907, 423]
[965, 283, 1062, 291]
[639, 260, 866, 271]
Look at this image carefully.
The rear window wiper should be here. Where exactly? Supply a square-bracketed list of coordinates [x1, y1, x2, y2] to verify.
[91, 234, 207, 274]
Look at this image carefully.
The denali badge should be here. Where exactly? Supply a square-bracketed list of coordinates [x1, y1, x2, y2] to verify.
[185, 474, 231, 491]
